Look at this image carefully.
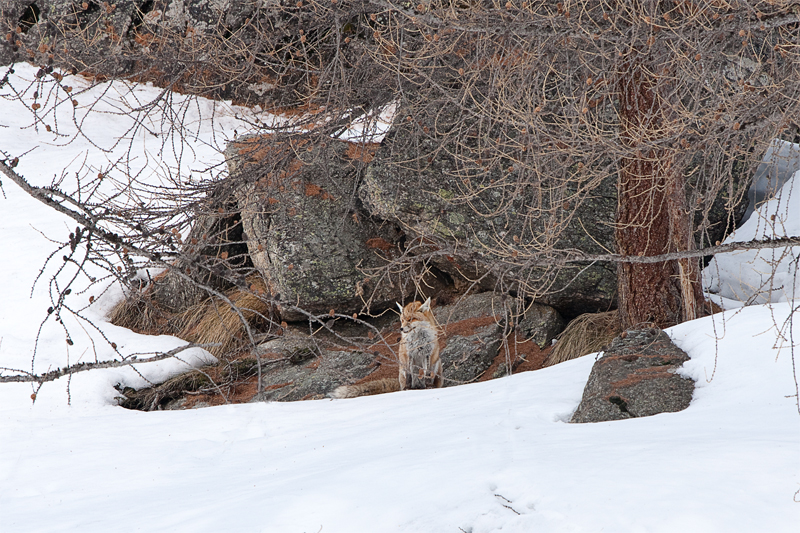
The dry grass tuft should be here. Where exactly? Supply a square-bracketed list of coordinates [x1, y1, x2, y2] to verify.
[109, 274, 275, 358]
[108, 291, 173, 334]
[179, 276, 275, 358]
[543, 310, 621, 367]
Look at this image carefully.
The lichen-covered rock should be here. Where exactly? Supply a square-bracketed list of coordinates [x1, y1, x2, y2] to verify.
[359, 108, 619, 318]
[229, 135, 406, 321]
[433, 291, 508, 325]
[359, 103, 750, 318]
[252, 331, 377, 402]
[431, 292, 506, 386]
[439, 322, 502, 386]
[570, 328, 694, 423]
[516, 304, 566, 348]
[433, 292, 563, 386]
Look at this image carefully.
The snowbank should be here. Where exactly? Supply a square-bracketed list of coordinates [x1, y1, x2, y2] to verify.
[703, 170, 799, 306]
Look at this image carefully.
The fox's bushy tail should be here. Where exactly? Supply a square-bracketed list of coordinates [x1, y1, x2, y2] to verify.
[328, 378, 401, 399]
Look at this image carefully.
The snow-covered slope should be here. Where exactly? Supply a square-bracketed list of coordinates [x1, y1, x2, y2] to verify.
[1, 304, 798, 533]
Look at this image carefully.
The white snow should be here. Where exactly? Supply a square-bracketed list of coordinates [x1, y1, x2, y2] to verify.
[703, 167, 799, 306]
[1, 63, 798, 532]
[742, 139, 800, 222]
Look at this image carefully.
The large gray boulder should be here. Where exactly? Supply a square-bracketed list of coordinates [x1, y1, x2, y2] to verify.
[570, 328, 694, 423]
[436, 292, 563, 386]
[433, 291, 508, 325]
[228, 134, 406, 321]
[439, 322, 502, 386]
[359, 103, 750, 318]
[359, 108, 620, 318]
[516, 304, 566, 349]
[433, 292, 509, 386]
[432, 293, 565, 383]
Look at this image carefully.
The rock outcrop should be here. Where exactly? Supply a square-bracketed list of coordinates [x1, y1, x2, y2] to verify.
[570, 328, 694, 423]
[244, 292, 564, 401]
[434, 292, 509, 387]
[359, 108, 619, 318]
[358, 104, 751, 318]
[516, 304, 566, 349]
[252, 331, 378, 402]
[228, 135, 406, 320]
[2, 2, 753, 322]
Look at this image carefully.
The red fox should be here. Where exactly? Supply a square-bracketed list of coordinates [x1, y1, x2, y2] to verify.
[330, 297, 443, 398]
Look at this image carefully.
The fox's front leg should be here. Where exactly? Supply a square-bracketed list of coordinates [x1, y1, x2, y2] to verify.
[397, 345, 412, 390]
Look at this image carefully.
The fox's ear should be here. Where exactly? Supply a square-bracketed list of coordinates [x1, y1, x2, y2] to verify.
[419, 297, 431, 312]
[396, 302, 404, 312]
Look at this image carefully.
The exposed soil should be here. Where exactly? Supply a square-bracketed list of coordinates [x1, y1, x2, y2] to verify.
[118, 305, 553, 410]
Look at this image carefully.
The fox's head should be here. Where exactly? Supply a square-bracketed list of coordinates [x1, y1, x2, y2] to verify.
[397, 297, 436, 331]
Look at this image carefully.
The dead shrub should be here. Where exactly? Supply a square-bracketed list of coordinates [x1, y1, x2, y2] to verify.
[116, 370, 212, 411]
[116, 356, 263, 411]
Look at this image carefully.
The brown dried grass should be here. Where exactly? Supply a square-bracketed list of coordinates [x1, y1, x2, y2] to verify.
[179, 276, 275, 358]
[543, 310, 621, 368]
[108, 291, 172, 335]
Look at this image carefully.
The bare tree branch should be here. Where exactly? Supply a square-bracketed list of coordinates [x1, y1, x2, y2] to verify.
[0, 342, 218, 384]
[543, 237, 800, 266]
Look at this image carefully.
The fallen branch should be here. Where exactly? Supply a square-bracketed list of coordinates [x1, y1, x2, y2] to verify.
[0, 342, 218, 384]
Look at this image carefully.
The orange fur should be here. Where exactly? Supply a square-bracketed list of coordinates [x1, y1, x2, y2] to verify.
[330, 298, 443, 399]
[397, 297, 443, 390]
[328, 378, 401, 399]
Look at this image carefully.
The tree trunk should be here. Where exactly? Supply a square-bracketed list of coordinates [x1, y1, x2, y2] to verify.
[616, 63, 707, 329]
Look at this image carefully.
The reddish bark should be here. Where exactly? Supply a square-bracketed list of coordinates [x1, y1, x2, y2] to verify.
[616, 63, 707, 329]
